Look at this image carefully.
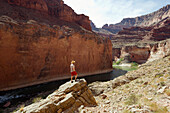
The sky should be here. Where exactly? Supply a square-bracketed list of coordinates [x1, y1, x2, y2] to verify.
[63, 0, 170, 28]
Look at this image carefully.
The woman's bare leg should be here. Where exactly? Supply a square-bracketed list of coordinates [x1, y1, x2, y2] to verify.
[71, 76, 73, 82]
[75, 74, 77, 80]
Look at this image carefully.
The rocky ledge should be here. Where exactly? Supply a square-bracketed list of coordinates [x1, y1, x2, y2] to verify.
[83, 56, 170, 113]
[15, 79, 97, 113]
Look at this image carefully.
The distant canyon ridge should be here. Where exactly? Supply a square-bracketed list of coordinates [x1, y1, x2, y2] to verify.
[91, 5, 170, 34]
[91, 5, 170, 64]
[0, 0, 112, 91]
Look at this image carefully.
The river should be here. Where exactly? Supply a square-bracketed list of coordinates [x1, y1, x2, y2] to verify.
[0, 68, 127, 111]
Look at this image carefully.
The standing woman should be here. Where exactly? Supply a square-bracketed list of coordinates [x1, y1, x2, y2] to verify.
[70, 60, 78, 83]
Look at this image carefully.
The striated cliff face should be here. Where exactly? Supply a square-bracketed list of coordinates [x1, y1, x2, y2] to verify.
[101, 5, 170, 34]
[2, 0, 92, 31]
[112, 39, 170, 63]
[0, 17, 112, 91]
[111, 17, 170, 63]
[143, 18, 170, 41]
[0, 0, 112, 91]
[90, 21, 114, 37]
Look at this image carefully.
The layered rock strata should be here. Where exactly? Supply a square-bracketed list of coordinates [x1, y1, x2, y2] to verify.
[1, 0, 91, 31]
[15, 79, 97, 113]
[0, 16, 112, 91]
[111, 18, 170, 63]
[112, 39, 170, 63]
[0, 0, 112, 91]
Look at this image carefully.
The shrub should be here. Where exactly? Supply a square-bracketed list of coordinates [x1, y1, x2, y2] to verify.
[165, 89, 170, 96]
[115, 58, 124, 65]
[149, 102, 158, 111]
[155, 74, 163, 78]
[122, 109, 132, 113]
[124, 93, 138, 105]
[32, 97, 42, 103]
[125, 85, 130, 88]
[149, 102, 168, 112]
[160, 82, 165, 86]
[131, 62, 138, 67]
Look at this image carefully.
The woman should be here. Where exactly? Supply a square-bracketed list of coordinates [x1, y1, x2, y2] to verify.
[70, 60, 78, 83]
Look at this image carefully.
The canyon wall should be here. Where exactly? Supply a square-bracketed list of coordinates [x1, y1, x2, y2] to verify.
[2, 0, 91, 31]
[112, 39, 170, 64]
[0, 17, 112, 91]
[111, 17, 170, 63]
[0, 0, 112, 91]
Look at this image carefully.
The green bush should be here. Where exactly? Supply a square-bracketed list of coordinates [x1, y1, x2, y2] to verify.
[131, 62, 138, 67]
[124, 93, 138, 105]
[160, 82, 165, 86]
[32, 97, 42, 103]
[155, 74, 163, 78]
[115, 58, 124, 65]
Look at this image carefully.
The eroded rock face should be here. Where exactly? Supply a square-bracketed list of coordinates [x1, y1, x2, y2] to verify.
[112, 39, 170, 63]
[15, 79, 97, 113]
[0, 17, 112, 91]
[147, 39, 170, 62]
[4, 0, 91, 31]
[111, 18, 170, 63]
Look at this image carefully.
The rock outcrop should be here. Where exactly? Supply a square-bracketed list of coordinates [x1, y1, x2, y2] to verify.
[111, 18, 170, 63]
[0, 0, 112, 91]
[112, 39, 170, 63]
[100, 5, 170, 34]
[91, 21, 114, 37]
[143, 18, 170, 41]
[82, 56, 170, 113]
[15, 79, 97, 113]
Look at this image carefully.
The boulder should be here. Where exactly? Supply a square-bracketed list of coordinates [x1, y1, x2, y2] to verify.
[15, 79, 97, 113]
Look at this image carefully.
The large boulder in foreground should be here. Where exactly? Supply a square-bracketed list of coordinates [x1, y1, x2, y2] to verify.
[15, 79, 97, 113]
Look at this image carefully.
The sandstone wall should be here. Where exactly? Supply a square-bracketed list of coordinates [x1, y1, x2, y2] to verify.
[6, 0, 91, 31]
[0, 19, 112, 91]
[112, 39, 170, 64]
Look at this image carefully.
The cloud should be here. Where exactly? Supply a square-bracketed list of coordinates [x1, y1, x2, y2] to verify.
[63, 0, 169, 27]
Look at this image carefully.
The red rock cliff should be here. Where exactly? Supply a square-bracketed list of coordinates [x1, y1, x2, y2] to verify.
[111, 18, 170, 63]
[0, 0, 112, 91]
[7, 0, 92, 31]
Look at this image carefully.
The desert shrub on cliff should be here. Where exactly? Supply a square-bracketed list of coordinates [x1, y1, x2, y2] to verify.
[149, 102, 168, 113]
[131, 62, 138, 67]
[32, 97, 42, 103]
[116, 58, 124, 65]
[124, 93, 138, 105]
[113, 58, 124, 65]
[165, 89, 170, 96]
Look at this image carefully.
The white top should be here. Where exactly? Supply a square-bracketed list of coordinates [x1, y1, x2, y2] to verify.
[70, 64, 75, 72]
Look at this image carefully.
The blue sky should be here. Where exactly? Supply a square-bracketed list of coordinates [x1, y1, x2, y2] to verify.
[63, 0, 170, 27]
